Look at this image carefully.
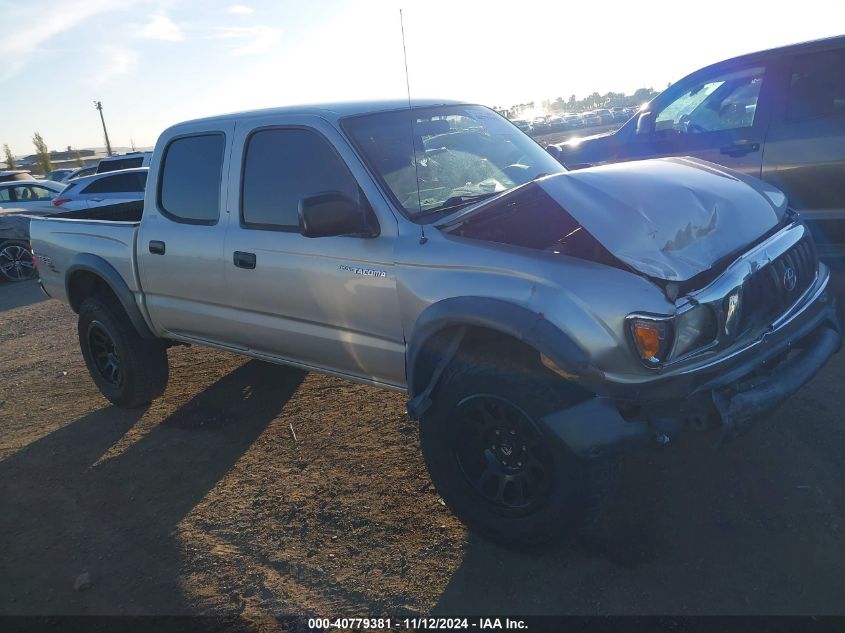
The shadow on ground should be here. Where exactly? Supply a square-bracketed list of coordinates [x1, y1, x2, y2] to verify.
[0, 360, 305, 615]
[0, 280, 46, 313]
[435, 419, 845, 614]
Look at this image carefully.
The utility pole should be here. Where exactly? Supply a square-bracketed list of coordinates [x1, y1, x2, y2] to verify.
[93, 100, 113, 156]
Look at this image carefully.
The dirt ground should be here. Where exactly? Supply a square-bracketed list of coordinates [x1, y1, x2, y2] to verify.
[2, 279, 845, 624]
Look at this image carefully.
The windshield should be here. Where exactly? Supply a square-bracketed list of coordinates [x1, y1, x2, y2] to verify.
[342, 105, 566, 221]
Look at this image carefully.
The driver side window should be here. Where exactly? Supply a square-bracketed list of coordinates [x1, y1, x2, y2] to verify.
[655, 66, 765, 134]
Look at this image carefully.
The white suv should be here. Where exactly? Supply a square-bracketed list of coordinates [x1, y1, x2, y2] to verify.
[52, 168, 147, 211]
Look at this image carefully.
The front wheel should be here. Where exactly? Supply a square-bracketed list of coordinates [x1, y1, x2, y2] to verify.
[78, 297, 169, 408]
[0, 241, 36, 282]
[420, 356, 603, 547]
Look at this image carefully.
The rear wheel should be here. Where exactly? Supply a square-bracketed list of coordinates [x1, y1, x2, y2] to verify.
[420, 354, 608, 547]
[78, 297, 169, 408]
[0, 241, 36, 282]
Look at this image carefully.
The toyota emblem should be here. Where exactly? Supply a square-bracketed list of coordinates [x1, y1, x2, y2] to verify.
[783, 266, 797, 292]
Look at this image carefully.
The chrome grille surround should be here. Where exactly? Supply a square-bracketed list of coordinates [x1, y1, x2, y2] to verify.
[660, 221, 820, 369]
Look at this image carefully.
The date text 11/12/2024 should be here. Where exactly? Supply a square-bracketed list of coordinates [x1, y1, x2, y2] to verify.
[307, 617, 528, 630]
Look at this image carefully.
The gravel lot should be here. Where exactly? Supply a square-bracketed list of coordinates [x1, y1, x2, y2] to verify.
[1, 278, 844, 622]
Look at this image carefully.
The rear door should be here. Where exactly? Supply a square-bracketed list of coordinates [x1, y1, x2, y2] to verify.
[762, 46, 845, 262]
[137, 124, 237, 344]
[222, 115, 405, 387]
[621, 63, 773, 176]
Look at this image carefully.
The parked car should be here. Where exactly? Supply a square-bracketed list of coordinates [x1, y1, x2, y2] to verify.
[30, 100, 840, 545]
[554, 35, 845, 261]
[0, 180, 63, 209]
[612, 110, 631, 123]
[0, 207, 53, 281]
[510, 119, 533, 134]
[67, 164, 98, 181]
[579, 111, 602, 127]
[531, 116, 551, 133]
[95, 152, 152, 174]
[562, 113, 583, 129]
[593, 109, 615, 125]
[52, 168, 147, 210]
[0, 170, 34, 183]
[42, 169, 76, 183]
[547, 115, 565, 130]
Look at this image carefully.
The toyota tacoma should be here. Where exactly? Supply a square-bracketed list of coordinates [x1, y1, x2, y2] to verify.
[30, 100, 840, 545]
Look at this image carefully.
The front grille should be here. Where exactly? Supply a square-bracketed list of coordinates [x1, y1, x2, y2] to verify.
[738, 236, 817, 332]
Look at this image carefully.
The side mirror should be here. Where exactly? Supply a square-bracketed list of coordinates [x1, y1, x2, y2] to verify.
[299, 191, 373, 238]
[636, 111, 656, 136]
[546, 144, 564, 162]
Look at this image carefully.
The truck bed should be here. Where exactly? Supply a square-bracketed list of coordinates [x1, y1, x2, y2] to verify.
[52, 200, 144, 222]
[30, 203, 143, 306]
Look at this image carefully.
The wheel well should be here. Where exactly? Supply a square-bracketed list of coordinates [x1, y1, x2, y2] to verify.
[411, 326, 550, 397]
[67, 270, 120, 314]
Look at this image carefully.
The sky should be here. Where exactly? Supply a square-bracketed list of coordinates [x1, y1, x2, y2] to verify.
[1, 0, 842, 155]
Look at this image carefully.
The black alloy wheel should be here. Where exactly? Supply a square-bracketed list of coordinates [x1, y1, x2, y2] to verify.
[453, 394, 553, 516]
[87, 321, 122, 386]
[0, 243, 36, 281]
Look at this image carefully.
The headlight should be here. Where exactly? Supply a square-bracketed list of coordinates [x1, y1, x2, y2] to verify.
[627, 305, 716, 367]
[671, 305, 716, 359]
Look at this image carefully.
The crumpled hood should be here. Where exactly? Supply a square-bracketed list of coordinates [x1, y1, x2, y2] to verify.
[536, 157, 788, 281]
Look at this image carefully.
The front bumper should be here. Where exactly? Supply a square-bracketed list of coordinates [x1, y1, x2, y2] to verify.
[712, 325, 840, 432]
[540, 270, 841, 458]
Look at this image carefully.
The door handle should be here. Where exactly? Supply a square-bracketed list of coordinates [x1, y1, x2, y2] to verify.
[90, 198, 104, 202]
[720, 141, 760, 157]
[148, 240, 166, 255]
[233, 251, 256, 269]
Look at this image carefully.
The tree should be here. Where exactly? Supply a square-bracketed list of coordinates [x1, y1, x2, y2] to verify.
[32, 132, 52, 174]
[74, 150, 85, 167]
[2, 144, 15, 170]
[632, 87, 659, 104]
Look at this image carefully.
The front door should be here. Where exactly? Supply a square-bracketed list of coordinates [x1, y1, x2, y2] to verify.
[222, 117, 405, 387]
[622, 64, 771, 177]
[8, 184, 59, 209]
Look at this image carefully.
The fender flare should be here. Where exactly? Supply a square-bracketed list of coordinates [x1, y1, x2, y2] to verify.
[65, 253, 156, 340]
[405, 296, 602, 418]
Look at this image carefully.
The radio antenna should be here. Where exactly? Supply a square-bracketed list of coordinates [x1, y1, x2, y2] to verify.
[400, 9, 427, 244]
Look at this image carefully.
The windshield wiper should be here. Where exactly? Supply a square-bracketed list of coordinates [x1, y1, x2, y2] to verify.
[413, 192, 501, 222]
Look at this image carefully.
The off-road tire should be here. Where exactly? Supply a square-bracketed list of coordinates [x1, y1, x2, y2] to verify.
[78, 297, 169, 408]
[420, 354, 616, 547]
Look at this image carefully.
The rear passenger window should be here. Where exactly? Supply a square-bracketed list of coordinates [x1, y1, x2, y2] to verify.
[786, 50, 845, 121]
[159, 134, 225, 223]
[98, 157, 142, 173]
[82, 172, 146, 194]
[241, 128, 359, 230]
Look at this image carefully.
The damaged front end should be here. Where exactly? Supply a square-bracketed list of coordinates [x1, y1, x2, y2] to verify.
[539, 226, 839, 458]
[441, 156, 791, 287]
[439, 157, 840, 456]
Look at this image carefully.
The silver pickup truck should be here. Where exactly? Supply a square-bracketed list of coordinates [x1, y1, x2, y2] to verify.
[30, 100, 841, 545]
